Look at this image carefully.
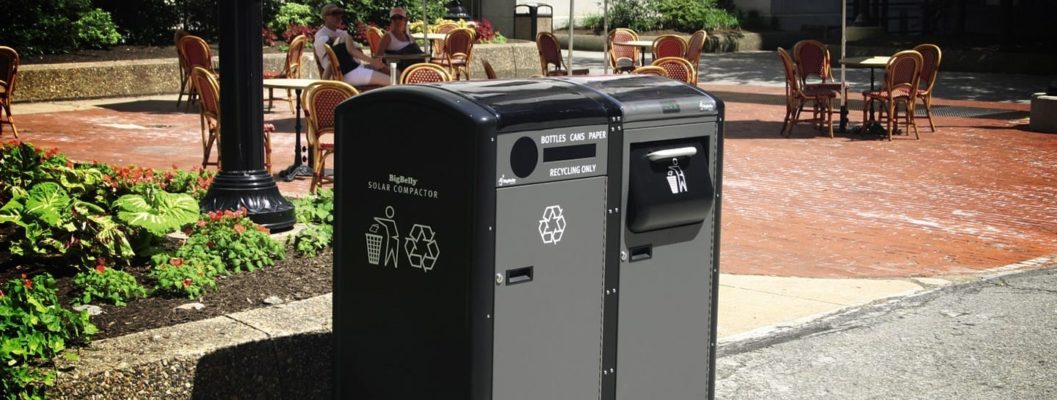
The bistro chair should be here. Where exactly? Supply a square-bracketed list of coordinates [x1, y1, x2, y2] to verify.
[366, 26, 385, 56]
[684, 30, 707, 67]
[179, 35, 216, 112]
[321, 43, 344, 81]
[608, 28, 640, 73]
[652, 35, 688, 61]
[632, 65, 668, 77]
[862, 50, 924, 141]
[913, 43, 942, 132]
[189, 67, 273, 171]
[482, 59, 498, 80]
[263, 34, 308, 113]
[433, 28, 475, 80]
[430, 22, 460, 61]
[535, 31, 589, 77]
[0, 46, 20, 138]
[400, 63, 452, 84]
[302, 80, 359, 193]
[174, 30, 192, 110]
[792, 40, 841, 90]
[652, 57, 697, 85]
[777, 48, 838, 138]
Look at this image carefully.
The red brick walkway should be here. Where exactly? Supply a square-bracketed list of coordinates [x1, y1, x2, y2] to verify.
[8, 87, 1057, 278]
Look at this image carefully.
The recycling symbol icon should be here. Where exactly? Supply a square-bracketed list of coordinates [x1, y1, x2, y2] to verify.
[538, 205, 566, 244]
[404, 224, 440, 272]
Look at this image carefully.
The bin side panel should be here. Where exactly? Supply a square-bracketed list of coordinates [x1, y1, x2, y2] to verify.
[493, 177, 607, 400]
[334, 99, 484, 399]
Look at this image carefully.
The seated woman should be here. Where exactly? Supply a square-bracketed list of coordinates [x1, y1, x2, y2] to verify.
[377, 7, 424, 71]
[314, 3, 390, 87]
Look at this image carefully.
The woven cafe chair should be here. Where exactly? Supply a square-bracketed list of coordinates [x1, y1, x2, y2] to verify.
[652, 34, 688, 61]
[366, 26, 386, 56]
[433, 28, 475, 80]
[536, 31, 589, 77]
[189, 67, 273, 171]
[912, 43, 942, 132]
[608, 28, 640, 73]
[430, 22, 460, 60]
[0, 46, 20, 138]
[792, 40, 841, 89]
[399, 62, 452, 84]
[174, 30, 192, 109]
[777, 48, 838, 138]
[482, 59, 498, 80]
[684, 30, 707, 67]
[652, 56, 697, 85]
[320, 43, 345, 81]
[301, 80, 359, 193]
[632, 65, 668, 77]
[862, 50, 924, 141]
[264, 34, 308, 113]
[178, 35, 216, 112]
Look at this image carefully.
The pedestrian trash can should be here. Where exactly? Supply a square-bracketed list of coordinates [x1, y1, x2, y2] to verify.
[333, 75, 723, 400]
[514, 3, 553, 41]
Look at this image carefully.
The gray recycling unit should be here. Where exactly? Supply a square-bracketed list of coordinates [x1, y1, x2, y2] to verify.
[333, 75, 723, 400]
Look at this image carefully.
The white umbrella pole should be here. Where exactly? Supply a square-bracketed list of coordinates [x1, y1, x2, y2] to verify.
[567, 0, 574, 76]
[603, 0, 609, 74]
[839, 0, 849, 131]
[423, 0, 430, 56]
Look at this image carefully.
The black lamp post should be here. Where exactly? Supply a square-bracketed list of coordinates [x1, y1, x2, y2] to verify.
[200, 0, 296, 231]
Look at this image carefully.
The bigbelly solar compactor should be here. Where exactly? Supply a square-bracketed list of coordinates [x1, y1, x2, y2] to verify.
[333, 75, 723, 400]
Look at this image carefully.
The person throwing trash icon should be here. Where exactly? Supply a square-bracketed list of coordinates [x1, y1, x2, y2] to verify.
[366, 206, 401, 268]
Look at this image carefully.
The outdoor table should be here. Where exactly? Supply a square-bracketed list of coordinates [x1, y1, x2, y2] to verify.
[411, 32, 448, 41]
[613, 40, 654, 66]
[262, 78, 319, 181]
[841, 56, 891, 132]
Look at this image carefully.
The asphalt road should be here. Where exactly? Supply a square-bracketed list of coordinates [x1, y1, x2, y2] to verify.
[715, 268, 1057, 399]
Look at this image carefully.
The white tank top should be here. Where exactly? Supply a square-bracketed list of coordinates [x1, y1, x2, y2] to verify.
[387, 33, 413, 51]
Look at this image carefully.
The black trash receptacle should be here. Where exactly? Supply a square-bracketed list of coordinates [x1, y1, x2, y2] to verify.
[514, 3, 553, 41]
[333, 75, 723, 400]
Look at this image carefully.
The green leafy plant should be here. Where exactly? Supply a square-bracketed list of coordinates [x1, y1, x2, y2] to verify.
[0, 273, 97, 399]
[270, 2, 318, 36]
[113, 188, 199, 237]
[292, 189, 334, 257]
[0, 182, 134, 266]
[178, 209, 285, 274]
[293, 224, 333, 257]
[73, 260, 148, 306]
[150, 256, 220, 299]
[74, 8, 123, 49]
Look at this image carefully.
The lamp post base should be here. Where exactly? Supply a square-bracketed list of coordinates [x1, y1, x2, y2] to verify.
[200, 170, 296, 232]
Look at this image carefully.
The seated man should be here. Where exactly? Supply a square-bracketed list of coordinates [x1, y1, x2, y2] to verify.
[314, 3, 390, 87]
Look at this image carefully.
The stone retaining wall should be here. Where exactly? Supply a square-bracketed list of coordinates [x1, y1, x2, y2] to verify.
[15, 42, 540, 103]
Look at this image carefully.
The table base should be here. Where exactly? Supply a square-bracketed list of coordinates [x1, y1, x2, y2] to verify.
[278, 163, 314, 182]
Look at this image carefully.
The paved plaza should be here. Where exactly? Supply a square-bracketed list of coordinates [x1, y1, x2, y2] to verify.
[9, 52, 1057, 340]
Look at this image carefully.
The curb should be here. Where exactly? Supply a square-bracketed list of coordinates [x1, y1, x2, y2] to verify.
[716, 254, 1057, 358]
[52, 294, 332, 399]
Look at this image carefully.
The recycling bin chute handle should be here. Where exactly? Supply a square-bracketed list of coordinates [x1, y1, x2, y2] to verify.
[646, 146, 697, 162]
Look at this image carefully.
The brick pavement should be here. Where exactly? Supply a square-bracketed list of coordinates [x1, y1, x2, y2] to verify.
[7, 86, 1056, 278]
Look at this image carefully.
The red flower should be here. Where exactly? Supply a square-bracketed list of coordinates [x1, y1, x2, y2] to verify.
[21, 273, 32, 289]
[196, 220, 207, 228]
[0, 289, 5, 299]
[182, 278, 193, 288]
[170, 257, 184, 267]
[233, 224, 247, 235]
[95, 258, 107, 273]
[256, 225, 270, 234]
